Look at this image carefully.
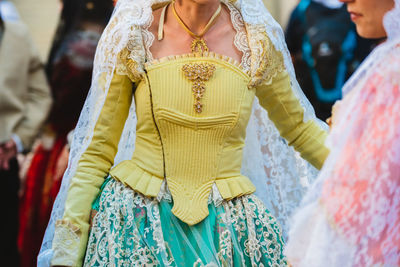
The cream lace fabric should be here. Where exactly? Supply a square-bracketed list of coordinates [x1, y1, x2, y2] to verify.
[225, 2, 251, 73]
[141, 12, 155, 63]
[286, 1, 400, 266]
[38, 0, 323, 265]
[51, 221, 81, 266]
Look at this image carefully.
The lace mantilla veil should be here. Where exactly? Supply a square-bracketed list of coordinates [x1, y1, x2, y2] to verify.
[286, 1, 400, 266]
[38, 0, 323, 264]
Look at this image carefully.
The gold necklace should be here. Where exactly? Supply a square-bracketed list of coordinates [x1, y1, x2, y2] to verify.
[172, 2, 222, 54]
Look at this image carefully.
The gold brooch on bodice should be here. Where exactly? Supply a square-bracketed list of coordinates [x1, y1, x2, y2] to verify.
[172, 1, 221, 113]
[182, 63, 216, 113]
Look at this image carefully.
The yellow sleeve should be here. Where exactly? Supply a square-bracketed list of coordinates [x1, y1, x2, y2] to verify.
[51, 72, 133, 266]
[255, 70, 330, 170]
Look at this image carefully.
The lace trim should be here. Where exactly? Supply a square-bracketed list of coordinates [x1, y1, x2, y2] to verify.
[51, 220, 81, 266]
[225, 2, 251, 73]
[142, 11, 155, 62]
[142, 1, 250, 71]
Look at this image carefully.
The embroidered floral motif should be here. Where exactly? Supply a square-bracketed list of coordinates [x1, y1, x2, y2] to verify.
[247, 25, 285, 87]
[182, 63, 216, 113]
[116, 26, 147, 82]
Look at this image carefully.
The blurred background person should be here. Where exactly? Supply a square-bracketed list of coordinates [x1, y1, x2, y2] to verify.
[0, 3, 52, 265]
[17, 1, 114, 266]
[285, 0, 380, 120]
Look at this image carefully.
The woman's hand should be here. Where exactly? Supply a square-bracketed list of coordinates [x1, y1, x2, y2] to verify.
[54, 144, 70, 181]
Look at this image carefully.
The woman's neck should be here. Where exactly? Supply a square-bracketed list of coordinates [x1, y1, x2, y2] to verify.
[173, 0, 221, 35]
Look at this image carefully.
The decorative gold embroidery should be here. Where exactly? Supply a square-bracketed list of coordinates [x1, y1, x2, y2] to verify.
[246, 25, 285, 87]
[182, 63, 216, 113]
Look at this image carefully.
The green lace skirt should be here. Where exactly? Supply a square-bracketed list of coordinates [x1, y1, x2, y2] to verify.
[84, 178, 287, 266]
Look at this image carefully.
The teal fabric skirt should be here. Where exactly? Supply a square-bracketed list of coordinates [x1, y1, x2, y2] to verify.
[84, 177, 287, 266]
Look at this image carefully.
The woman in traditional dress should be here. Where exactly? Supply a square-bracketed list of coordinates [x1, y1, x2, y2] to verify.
[286, 0, 400, 266]
[39, 0, 330, 266]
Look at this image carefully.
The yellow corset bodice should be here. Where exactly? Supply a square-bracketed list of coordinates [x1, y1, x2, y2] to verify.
[110, 55, 256, 225]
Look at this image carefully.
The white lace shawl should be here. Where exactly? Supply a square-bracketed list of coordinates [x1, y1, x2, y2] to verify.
[38, 0, 323, 265]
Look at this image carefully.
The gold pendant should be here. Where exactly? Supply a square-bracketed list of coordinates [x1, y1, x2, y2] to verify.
[191, 38, 209, 54]
[182, 63, 216, 113]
